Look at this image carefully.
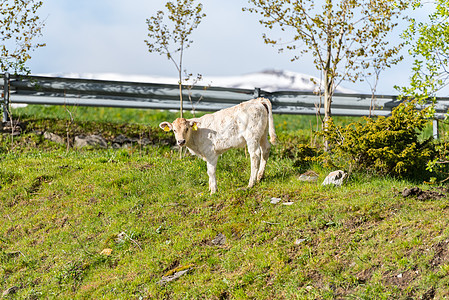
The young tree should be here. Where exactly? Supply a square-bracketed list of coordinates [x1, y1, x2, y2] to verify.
[0, 0, 46, 74]
[1, 0, 45, 122]
[398, 0, 449, 102]
[145, 0, 206, 118]
[244, 0, 409, 126]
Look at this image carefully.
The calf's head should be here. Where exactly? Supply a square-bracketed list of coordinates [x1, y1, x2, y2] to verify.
[159, 118, 198, 147]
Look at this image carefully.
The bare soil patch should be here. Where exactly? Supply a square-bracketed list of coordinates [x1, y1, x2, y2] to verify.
[401, 187, 447, 201]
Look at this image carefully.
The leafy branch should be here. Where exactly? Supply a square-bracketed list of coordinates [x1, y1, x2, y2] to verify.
[397, 0, 449, 102]
[0, 0, 46, 74]
[244, 0, 409, 128]
[145, 0, 206, 118]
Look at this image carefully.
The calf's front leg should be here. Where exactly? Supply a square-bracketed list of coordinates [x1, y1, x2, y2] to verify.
[206, 157, 218, 194]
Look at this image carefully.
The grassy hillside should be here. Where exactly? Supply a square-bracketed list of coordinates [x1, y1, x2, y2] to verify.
[1, 106, 448, 299]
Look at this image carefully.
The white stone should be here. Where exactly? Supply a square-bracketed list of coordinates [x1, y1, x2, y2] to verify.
[270, 197, 281, 204]
[322, 170, 348, 186]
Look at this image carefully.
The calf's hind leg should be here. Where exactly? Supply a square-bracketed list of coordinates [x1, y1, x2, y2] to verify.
[257, 136, 271, 181]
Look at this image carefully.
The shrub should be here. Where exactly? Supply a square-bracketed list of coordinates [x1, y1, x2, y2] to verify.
[427, 135, 449, 182]
[277, 132, 322, 169]
[319, 102, 436, 178]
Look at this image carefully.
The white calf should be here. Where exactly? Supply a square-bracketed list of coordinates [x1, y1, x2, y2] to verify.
[159, 97, 277, 194]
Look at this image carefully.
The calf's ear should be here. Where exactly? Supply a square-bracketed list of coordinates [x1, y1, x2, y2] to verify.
[190, 121, 198, 131]
[159, 122, 172, 132]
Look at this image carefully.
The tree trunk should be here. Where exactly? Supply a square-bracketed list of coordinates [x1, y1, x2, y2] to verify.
[178, 76, 183, 119]
[323, 70, 332, 126]
[178, 72, 183, 159]
[323, 0, 333, 151]
[323, 68, 333, 151]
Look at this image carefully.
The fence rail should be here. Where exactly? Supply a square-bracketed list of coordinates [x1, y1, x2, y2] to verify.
[2, 73, 449, 137]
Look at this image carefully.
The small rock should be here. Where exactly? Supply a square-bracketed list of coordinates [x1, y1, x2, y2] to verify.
[74, 135, 107, 148]
[111, 135, 140, 148]
[44, 131, 65, 144]
[282, 202, 295, 206]
[2, 286, 19, 297]
[158, 269, 191, 285]
[299, 171, 318, 182]
[270, 197, 281, 204]
[138, 138, 151, 146]
[211, 233, 227, 246]
[295, 238, 306, 245]
[322, 170, 348, 186]
[112, 134, 133, 145]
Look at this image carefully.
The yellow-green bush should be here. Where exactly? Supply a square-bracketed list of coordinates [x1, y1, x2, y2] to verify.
[320, 102, 436, 178]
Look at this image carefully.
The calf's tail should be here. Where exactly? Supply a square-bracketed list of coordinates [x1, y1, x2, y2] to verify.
[259, 97, 277, 145]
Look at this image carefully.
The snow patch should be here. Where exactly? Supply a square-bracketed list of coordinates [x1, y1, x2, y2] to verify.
[36, 69, 354, 94]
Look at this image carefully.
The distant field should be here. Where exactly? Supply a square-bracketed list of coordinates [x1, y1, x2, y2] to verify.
[1, 105, 448, 299]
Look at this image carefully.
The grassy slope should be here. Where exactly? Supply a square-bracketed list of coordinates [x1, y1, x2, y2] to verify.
[1, 106, 449, 299]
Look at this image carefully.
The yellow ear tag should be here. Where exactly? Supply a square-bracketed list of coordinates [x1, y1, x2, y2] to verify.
[163, 125, 171, 132]
[192, 123, 198, 131]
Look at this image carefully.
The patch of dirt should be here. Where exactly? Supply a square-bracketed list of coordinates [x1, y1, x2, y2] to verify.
[401, 187, 447, 201]
[343, 209, 386, 230]
[355, 267, 375, 284]
[306, 269, 323, 287]
[57, 216, 69, 228]
[344, 215, 372, 230]
[218, 290, 230, 300]
[421, 287, 436, 300]
[382, 270, 416, 289]
[28, 175, 52, 194]
[138, 163, 154, 171]
[430, 240, 449, 269]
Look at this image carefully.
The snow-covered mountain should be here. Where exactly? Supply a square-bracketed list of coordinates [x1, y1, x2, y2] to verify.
[40, 69, 354, 94]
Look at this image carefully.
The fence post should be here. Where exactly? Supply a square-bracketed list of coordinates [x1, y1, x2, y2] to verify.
[254, 88, 261, 98]
[2, 72, 10, 123]
[433, 119, 439, 139]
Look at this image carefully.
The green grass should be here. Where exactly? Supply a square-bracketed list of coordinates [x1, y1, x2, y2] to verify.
[1, 105, 448, 299]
